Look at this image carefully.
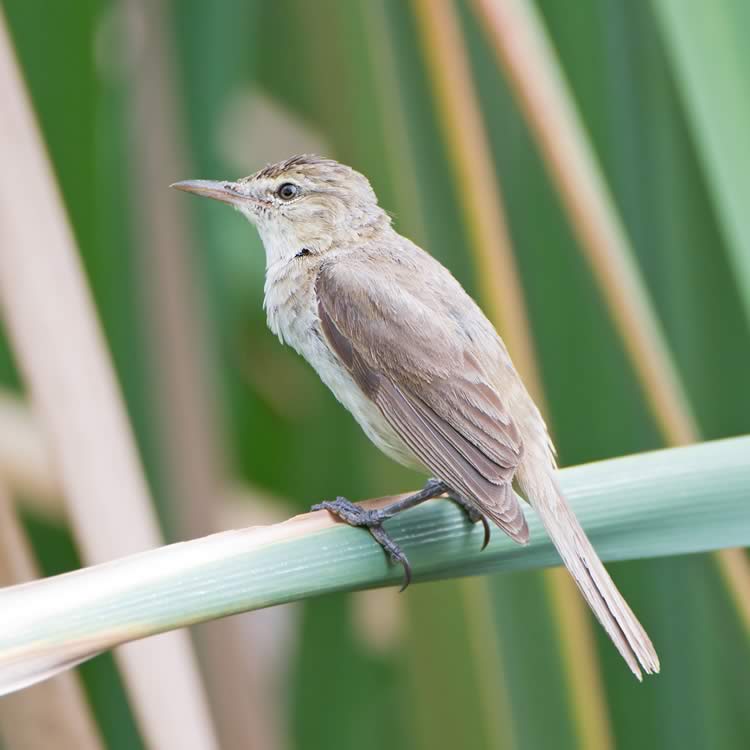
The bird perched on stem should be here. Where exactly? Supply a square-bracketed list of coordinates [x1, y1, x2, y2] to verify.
[172, 155, 659, 679]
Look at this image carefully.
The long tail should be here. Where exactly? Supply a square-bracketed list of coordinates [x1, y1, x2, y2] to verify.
[521, 469, 659, 680]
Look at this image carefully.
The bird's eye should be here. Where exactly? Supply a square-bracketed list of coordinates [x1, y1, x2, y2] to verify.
[277, 183, 299, 201]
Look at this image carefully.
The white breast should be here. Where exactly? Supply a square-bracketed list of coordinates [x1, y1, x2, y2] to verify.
[263, 260, 423, 471]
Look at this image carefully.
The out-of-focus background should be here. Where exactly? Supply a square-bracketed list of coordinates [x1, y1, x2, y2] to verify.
[1, 1, 749, 749]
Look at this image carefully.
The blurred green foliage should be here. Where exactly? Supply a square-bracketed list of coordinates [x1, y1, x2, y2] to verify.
[1, 0, 749, 748]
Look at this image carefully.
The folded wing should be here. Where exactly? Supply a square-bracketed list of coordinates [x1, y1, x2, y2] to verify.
[315, 260, 528, 543]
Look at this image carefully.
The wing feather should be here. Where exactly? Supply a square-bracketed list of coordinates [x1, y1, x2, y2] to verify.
[315, 260, 528, 542]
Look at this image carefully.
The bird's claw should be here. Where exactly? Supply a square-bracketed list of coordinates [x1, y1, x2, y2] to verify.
[312, 497, 412, 590]
[447, 495, 492, 550]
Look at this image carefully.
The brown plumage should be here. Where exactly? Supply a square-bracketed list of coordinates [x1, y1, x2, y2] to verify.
[315, 256, 528, 542]
[172, 154, 659, 679]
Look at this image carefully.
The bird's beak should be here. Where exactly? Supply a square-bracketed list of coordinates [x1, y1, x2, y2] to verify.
[170, 179, 245, 207]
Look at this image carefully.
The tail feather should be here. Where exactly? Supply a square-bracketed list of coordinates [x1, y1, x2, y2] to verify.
[526, 473, 659, 679]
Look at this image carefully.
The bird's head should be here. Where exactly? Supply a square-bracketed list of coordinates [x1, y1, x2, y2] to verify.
[172, 155, 390, 266]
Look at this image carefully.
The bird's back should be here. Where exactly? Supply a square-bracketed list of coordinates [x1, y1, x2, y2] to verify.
[337, 237, 554, 465]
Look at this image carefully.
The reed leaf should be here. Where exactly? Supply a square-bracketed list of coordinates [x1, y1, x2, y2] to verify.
[653, 0, 750, 327]
[1, 435, 748, 696]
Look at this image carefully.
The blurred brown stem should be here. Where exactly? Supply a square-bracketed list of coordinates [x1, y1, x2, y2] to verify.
[0, 482, 103, 750]
[411, 3, 613, 748]
[472, 0, 750, 637]
[0, 9, 217, 749]
[411, 0, 544, 406]
[473, 0, 698, 443]
[124, 2, 281, 747]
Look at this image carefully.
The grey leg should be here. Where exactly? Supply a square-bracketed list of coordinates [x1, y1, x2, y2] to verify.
[311, 478, 490, 590]
[445, 494, 491, 550]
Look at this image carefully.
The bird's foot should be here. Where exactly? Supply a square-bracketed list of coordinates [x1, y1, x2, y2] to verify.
[311, 497, 413, 590]
[311, 479, 490, 590]
[446, 494, 491, 550]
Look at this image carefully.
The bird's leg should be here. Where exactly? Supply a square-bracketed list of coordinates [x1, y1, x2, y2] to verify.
[311, 478, 447, 590]
[311, 478, 489, 590]
[444, 493, 492, 550]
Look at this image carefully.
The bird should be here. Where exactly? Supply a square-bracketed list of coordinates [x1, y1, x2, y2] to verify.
[172, 154, 659, 679]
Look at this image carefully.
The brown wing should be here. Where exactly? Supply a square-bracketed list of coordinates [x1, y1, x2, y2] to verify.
[315, 260, 528, 543]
